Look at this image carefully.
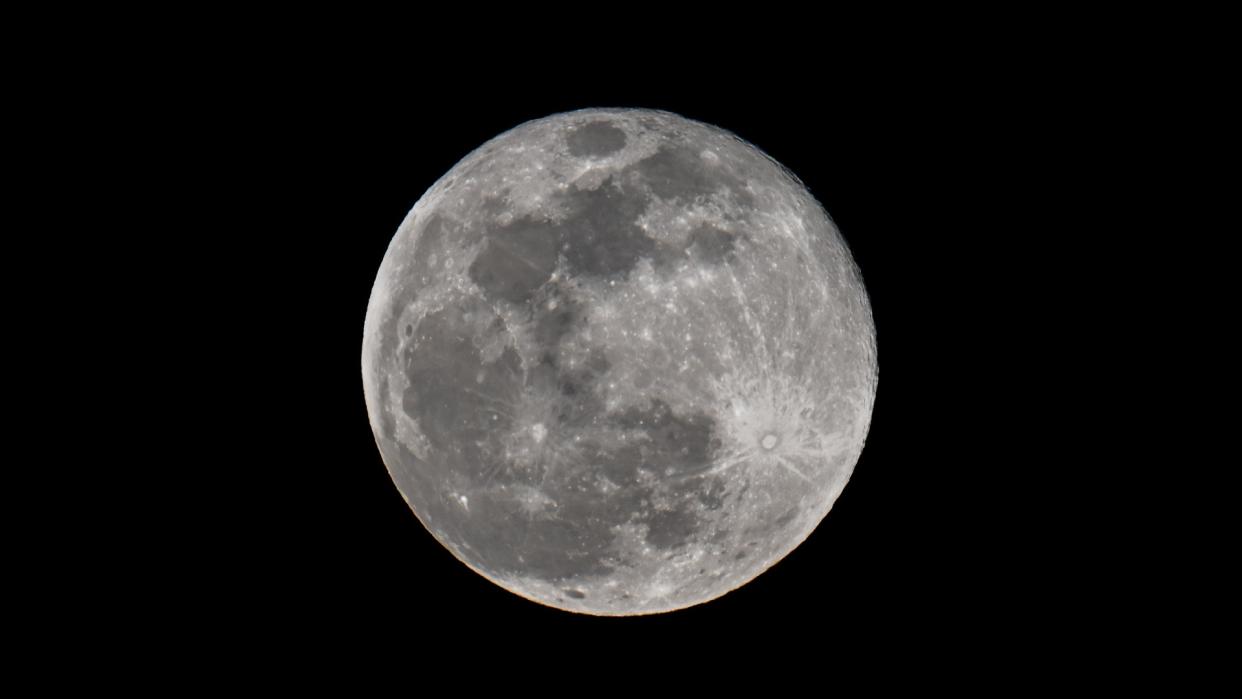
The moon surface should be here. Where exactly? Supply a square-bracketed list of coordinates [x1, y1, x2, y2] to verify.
[362, 108, 877, 615]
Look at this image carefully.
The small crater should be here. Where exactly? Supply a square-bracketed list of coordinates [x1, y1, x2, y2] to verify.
[563, 588, 586, 599]
[587, 349, 609, 373]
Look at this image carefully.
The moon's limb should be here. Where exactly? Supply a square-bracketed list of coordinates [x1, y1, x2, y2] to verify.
[362, 108, 877, 615]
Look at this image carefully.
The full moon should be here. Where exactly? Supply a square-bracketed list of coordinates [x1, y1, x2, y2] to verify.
[362, 108, 877, 615]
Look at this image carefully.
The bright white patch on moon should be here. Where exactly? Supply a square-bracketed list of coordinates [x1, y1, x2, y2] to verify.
[362, 108, 877, 615]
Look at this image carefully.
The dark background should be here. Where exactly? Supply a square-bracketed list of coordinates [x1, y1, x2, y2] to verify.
[161, 46, 1083, 669]
[13, 11, 1186, 683]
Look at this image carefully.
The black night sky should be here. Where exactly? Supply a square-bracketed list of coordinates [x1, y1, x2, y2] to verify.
[161, 40, 1085, 673]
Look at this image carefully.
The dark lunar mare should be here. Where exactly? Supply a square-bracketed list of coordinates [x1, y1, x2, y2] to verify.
[400, 302, 523, 476]
[467, 140, 756, 303]
[565, 120, 627, 158]
[394, 298, 732, 585]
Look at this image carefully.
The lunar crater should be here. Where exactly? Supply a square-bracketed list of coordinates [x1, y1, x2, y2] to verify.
[363, 108, 876, 615]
